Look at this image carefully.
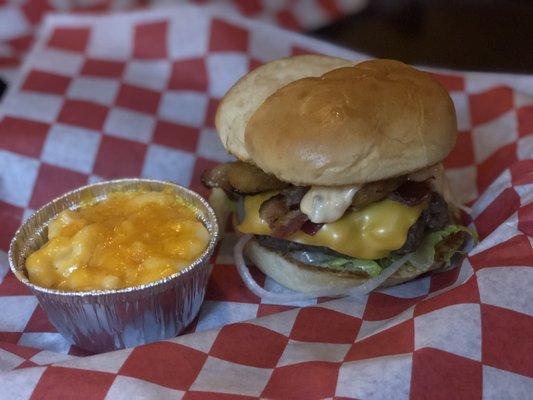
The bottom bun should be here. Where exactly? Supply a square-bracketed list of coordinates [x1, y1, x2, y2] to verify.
[244, 239, 443, 293]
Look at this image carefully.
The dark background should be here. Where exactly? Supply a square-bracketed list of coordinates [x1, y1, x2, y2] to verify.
[313, 0, 533, 73]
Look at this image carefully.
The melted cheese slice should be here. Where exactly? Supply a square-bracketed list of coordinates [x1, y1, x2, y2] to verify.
[236, 192, 425, 260]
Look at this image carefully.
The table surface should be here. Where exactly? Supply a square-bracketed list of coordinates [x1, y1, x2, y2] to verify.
[314, 0, 533, 73]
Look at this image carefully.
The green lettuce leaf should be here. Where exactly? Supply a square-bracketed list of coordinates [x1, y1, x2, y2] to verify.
[327, 257, 383, 277]
[288, 251, 383, 277]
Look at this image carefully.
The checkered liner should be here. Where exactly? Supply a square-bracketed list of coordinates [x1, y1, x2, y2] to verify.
[0, 0, 367, 86]
[0, 6, 532, 400]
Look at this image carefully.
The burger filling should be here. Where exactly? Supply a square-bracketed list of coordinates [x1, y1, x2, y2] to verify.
[202, 161, 474, 278]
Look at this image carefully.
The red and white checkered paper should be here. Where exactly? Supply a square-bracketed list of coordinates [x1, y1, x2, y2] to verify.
[0, 0, 367, 86]
[0, 5, 532, 400]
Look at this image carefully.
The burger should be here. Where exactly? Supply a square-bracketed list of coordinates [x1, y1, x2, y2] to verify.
[202, 56, 474, 294]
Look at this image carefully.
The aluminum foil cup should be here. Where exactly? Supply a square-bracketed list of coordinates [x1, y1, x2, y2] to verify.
[9, 179, 219, 353]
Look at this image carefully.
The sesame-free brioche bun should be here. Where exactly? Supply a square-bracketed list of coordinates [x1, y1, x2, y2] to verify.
[215, 55, 354, 161]
[244, 239, 443, 292]
[217, 56, 457, 186]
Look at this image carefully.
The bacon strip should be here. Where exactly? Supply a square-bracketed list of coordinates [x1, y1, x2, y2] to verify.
[271, 210, 308, 238]
[389, 180, 431, 206]
[203, 162, 447, 241]
[259, 187, 310, 237]
[301, 220, 324, 236]
[259, 194, 287, 225]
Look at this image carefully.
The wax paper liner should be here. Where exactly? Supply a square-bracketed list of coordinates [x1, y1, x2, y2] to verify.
[0, 5, 531, 399]
[0, 0, 367, 86]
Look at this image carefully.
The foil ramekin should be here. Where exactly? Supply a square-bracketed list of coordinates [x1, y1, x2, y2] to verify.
[9, 179, 219, 353]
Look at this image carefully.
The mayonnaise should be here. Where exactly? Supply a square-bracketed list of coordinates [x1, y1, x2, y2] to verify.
[300, 185, 360, 223]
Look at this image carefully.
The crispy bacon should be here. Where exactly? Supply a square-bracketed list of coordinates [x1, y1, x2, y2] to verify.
[259, 186, 310, 237]
[389, 180, 431, 206]
[271, 210, 308, 238]
[203, 161, 451, 242]
[259, 194, 287, 225]
[301, 220, 324, 236]
[259, 187, 308, 222]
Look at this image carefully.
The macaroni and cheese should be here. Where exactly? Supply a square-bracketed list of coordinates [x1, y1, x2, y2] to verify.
[25, 190, 210, 291]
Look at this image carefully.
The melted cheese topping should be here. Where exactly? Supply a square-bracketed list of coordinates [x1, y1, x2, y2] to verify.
[237, 192, 424, 260]
[25, 191, 209, 291]
[300, 185, 360, 223]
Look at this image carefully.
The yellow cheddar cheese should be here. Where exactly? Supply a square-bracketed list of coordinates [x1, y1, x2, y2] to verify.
[236, 191, 424, 260]
[25, 190, 209, 291]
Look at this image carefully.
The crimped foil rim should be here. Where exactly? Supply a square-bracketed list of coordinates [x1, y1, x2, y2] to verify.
[8, 178, 219, 298]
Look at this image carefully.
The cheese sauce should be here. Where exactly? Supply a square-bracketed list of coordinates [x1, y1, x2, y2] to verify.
[300, 185, 360, 223]
[25, 191, 209, 291]
[237, 191, 425, 260]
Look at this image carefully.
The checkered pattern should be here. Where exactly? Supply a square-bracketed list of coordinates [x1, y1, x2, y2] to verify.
[0, 0, 367, 87]
[0, 6, 532, 400]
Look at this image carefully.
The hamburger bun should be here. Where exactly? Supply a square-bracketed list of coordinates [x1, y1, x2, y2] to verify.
[215, 55, 354, 162]
[217, 56, 457, 185]
[244, 238, 444, 292]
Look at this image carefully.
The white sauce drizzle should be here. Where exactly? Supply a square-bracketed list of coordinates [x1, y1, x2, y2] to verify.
[300, 185, 360, 223]
[299, 163, 461, 225]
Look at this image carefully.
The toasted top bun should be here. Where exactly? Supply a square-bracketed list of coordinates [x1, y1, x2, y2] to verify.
[246, 58, 457, 185]
[215, 55, 354, 161]
[217, 56, 457, 186]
